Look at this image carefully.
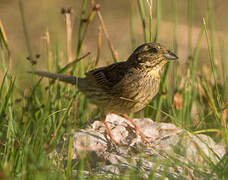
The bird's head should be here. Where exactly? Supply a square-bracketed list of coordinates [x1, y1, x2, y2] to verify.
[128, 43, 178, 71]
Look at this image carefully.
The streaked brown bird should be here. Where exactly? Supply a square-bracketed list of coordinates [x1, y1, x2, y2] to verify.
[31, 43, 178, 145]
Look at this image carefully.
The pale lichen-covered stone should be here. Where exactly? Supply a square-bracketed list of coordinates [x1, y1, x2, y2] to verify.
[52, 114, 225, 179]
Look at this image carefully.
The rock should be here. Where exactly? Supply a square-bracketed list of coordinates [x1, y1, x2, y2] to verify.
[52, 114, 225, 179]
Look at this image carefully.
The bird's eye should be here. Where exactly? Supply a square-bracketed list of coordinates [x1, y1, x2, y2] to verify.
[149, 47, 158, 53]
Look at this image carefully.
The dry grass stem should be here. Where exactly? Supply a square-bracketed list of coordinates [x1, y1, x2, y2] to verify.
[0, 20, 11, 68]
[96, 10, 118, 62]
[0, 20, 8, 46]
[43, 29, 52, 71]
[62, 52, 91, 71]
[147, 0, 153, 42]
[173, 92, 183, 110]
[18, 0, 33, 58]
[62, 8, 73, 62]
[95, 25, 102, 66]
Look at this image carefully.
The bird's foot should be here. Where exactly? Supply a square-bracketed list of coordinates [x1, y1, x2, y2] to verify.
[122, 114, 151, 147]
[103, 120, 121, 146]
[137, 130, 151, 147]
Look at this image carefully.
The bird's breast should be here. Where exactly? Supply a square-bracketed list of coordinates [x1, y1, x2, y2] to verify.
[78, 69, 161, 115]
[110, 71, 160, 114]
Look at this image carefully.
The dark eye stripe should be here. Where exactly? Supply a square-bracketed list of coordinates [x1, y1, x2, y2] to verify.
[149, 47, 158, 53]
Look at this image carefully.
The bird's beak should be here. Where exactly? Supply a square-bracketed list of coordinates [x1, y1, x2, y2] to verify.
[163, 50, 178, 60]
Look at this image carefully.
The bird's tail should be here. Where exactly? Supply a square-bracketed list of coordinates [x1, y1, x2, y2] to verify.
[29, 71, 77, 85]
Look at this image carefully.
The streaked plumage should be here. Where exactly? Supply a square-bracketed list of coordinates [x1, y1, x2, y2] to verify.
[31, 42, 178, 145]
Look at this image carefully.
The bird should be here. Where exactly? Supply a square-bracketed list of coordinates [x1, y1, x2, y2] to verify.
[30, 42, 178, 145]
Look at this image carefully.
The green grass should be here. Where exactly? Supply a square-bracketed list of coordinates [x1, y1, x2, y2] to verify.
[0, 0, 228, 179]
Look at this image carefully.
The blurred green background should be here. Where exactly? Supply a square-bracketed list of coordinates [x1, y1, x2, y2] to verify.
[0, 1, 228, 179]
[0, 0, 227, 77]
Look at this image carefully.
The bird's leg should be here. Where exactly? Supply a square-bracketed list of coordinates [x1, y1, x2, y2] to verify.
[122, 114, 150, 145]
[101, 114, 118, 145]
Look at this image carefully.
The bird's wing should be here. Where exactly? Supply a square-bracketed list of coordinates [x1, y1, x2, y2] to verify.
[85, 61, 128, 89]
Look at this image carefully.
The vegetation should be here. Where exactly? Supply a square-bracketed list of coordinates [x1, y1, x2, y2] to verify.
[0, 0, 227, 179]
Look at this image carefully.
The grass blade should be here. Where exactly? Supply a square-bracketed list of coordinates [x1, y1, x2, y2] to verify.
[137, 0, 148, 42]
